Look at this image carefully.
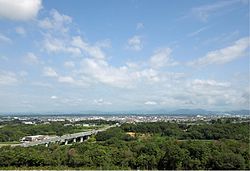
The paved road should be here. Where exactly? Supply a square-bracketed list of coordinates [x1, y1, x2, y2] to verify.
[21, 125, 114, 147]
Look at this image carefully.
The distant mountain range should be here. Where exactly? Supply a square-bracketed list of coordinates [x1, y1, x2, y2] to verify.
[1, 109, 249, 116]
[168, 109, 250, 115]
[118, 109, 250, 115]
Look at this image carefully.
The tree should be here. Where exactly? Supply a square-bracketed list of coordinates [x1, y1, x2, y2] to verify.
[158, 143, 190, 170]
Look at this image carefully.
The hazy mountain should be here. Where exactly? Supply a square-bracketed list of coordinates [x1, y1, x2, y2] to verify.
[0, 109, 249, 116]
[226, 110, 250, 115]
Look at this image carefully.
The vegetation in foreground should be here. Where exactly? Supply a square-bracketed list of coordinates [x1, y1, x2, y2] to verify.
[0, 119, 115, 142]
[0, 119, 249, 170]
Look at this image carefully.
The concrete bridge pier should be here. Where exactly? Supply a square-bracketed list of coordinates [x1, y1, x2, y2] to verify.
[20, 125, 114, 147]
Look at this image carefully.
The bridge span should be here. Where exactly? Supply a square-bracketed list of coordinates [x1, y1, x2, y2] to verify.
[21, 125, 115, 147]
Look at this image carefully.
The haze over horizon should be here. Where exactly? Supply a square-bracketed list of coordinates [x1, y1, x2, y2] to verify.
[0, 0, 249, 113]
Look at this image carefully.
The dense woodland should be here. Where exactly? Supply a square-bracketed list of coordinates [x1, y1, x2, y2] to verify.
[0, 119, 115, 142]
[121, 120, 249, 141]
[0, 119, 249, 170]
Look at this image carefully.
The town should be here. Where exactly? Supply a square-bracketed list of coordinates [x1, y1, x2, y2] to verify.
[0, 113, 249, 145]
[1, 113, 249, 125]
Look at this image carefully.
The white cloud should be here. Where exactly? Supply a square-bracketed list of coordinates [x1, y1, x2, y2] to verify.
[71, 36, 106, 59]
[19, 71, 28, 77]
[39, 10, 108, 59]
[59, 97, 83, 106]
[24, 52, 40, 65]
[39, 9, 72, 33]
[148, 77, 246, 109]
[192, 0, 244, 22]
[50, 95, 58, 100]
[0, 33, 11, 43]
[189, 37, 249, 66]
[81, 58, 142, 88]
[202, 30, 240, 46]
[57, 75, 88, 87]
[136, 22, 144, 30]
[127, 35, 143, 51]
[80, 57, 181, 88]
[31, 81, 53, 88]
[0, 0, 42, 21]
[94, 98, 112, 105]
[43, 35, 81, 56]
[84, 45, 106, 59]
[71, 36, 88, 49]
[187, 26, 208, 37]
[64, 61, 75, 68]
[0, 71, 18, 85]
[42, 34, 106, 59]
[39, 10, 83, 57]
[139, 69, 160, 82]
[183, 78, 246, 108]
[192, 79, 231, 88]
[43, 36, 62, 52]
[149, 48, 178, 68]
[15, 27, 26, 36]
[41, 47, 180, 89]
[58, 76, 75, 84]
[78, 47, 184, 88]
[95, 39, 112, 48]
[144, 101, 157, 105]
[43, 67, 58, 77]
[41, 64, 88, 87]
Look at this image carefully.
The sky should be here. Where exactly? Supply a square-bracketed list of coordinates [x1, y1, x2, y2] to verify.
[0, 0, 249, 113]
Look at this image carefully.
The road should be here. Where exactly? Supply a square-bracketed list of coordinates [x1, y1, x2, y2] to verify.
[21, 125, 115, 147]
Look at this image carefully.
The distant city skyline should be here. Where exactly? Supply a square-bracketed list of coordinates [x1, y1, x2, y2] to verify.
[0, 0, 249, 113]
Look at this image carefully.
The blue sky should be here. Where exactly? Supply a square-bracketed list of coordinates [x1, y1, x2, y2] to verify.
[0, 0, 249, 113]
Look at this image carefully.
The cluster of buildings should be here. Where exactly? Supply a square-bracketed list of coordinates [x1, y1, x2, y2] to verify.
[0, 114, 248, 144]
[0, 113, 249, 125]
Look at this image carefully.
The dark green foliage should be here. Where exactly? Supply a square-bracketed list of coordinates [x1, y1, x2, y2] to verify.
[158, 142, 190, 169]
[121, 121, 250, 142]
[0, 120, 249, 170]
[0, 138, 249, 170]
[0, 121, 102, 142]
[96, 127, 135, 142]
[121, 122, 184, 138]
[74, 119, 117, 125]
[185, 122, 249, 141]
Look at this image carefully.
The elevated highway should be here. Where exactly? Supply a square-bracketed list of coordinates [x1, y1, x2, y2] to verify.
[21, 125, 115, 147]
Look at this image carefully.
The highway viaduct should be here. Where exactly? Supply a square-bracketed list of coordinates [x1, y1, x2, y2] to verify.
[21, 125, 115, 147]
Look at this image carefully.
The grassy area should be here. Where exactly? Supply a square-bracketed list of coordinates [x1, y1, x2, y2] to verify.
[0, 141, 20, 144]
[0, 141, 20, 147]
[0, 166, 76, 170]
